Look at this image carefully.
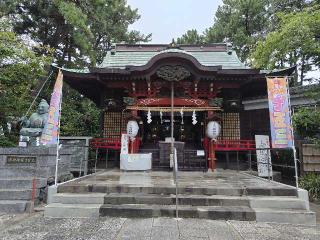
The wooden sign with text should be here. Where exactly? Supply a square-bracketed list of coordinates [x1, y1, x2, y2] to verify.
[6, 156, 37, 164]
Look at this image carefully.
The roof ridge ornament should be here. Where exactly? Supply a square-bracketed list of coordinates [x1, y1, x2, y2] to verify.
[167, 39, 181, 49]
[156, 65, 191, 81]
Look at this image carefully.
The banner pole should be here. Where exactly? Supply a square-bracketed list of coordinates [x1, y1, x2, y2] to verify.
[285, 77, 299, 190]
[54, 74, 63, 186]
[54, 93, 62, 186]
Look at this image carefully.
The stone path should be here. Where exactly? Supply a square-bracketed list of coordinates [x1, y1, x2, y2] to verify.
[0, 213, 319, 240]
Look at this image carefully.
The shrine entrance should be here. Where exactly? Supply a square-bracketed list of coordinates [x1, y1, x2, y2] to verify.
[141, 112, 205, 149]
[134, 108, 208, 171]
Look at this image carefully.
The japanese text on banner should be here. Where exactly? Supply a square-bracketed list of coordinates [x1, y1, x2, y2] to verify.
[266, 77, 293, 148]
[40, 70, 63, 145]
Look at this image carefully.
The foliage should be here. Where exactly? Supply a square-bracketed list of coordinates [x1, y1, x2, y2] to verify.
[299, 172, 320, 201]
[176, 0, 316, 72]
[204, 0, 269, 62]
[2, 0, 151, 66]
[293, 107, 320, 140]
[0, 1, 151, 140]
[251, 4, 320, 84]
[0, 136, 18, 147]
[0, 20, 52, 146]
[176, 29, 205, 44]
[59, 87, 101, 137]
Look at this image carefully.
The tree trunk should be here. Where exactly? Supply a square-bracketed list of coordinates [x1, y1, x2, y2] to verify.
[300, 57, 305, 85]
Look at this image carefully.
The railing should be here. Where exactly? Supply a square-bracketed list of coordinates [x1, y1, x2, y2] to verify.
[90, 138, 121, 150]
[90, 137, 141, 153]
[214, 140, 256, 151]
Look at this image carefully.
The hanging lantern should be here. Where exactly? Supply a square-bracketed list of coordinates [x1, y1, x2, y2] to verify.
[206, 121, 221, 140]
[127, 120, 139, 140]
[147, 108, 152, 124]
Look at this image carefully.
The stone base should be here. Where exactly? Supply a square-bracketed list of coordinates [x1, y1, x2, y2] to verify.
[0, 146, 72, 213]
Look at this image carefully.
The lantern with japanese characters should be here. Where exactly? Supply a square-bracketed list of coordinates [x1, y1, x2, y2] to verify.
[206, 121, 221, 140]
[127, 120, 139, 141]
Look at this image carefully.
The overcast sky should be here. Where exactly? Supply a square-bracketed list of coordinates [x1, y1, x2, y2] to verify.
[127, 0, 222, 43]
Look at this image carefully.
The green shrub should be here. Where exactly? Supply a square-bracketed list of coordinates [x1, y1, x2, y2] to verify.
[0, 136, 17, 147]
[299, 173, 320, 201]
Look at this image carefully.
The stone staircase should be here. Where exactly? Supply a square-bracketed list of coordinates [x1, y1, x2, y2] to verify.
[0, 177, 46, 213]
[44, 171, 316, 225]
[0, 146, 73, 213]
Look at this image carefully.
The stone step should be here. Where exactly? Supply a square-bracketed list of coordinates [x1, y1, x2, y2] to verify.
[0, 189, 39, 200]
[44, 201, 315, 224]
[248, 196, 308, 210]
[0, 200, 31, 213]
[254, 208, 316, 225]
[44, 203, 101, 218]
[58, 184, 297, 197]
[52, 192, 307, 210]
[99, 204, 256, 220]
[103, 193, 250, 206]
[105, 193, 308, 210]
[0, 178, 47, 189]
[52, 193, 105, 204]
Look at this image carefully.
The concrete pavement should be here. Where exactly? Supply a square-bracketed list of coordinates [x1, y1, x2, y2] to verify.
[0, 212, 319, 240]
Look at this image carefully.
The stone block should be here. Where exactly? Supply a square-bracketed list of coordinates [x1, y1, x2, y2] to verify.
[0, 200, 31, 213]
[47, 185, 58, 204]
[44, 203, 101, 218]
[0, 189, 39, 200]
[0, 178, 47, 189]
[297, 188, 310, 210]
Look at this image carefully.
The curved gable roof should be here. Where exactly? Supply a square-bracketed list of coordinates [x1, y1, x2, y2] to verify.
[98, 44, 249, 70]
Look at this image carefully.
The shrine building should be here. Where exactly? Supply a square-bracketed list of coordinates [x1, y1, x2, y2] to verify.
[60, 43, 295, 171]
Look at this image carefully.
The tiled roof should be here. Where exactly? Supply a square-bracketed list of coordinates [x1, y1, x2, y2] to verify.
[98, 44, 249, 70]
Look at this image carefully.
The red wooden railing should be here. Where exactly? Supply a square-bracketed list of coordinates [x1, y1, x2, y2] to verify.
[90, 137, 141, 153]
[90, 138, 121, 150]
[214, 140, 256, 151]
[203, 138, 256, 170]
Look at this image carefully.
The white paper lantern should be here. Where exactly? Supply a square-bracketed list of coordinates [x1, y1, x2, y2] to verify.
[127, 120, 139, 138]
[206, 121, 221, 140]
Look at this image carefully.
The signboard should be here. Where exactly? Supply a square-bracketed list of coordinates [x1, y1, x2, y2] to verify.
[266, 77, 293, 148]
[18, 142, 27, 147]
[6, 156, 36, 164]
[120, 153, 152, 171]
[196, 150, 205, 156]
[121, 134, 129, 154]
[41, 70, 63, 145]
[255, 135, 272, 177]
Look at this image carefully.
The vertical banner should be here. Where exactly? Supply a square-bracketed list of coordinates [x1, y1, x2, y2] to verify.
[40, 70, 63, 145]
[255, 135, 272, 177]
[120, 133, 129, 154]
[266, 77, 293, 148]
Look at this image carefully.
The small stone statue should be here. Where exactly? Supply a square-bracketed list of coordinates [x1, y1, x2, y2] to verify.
[20, 99, 49, 145]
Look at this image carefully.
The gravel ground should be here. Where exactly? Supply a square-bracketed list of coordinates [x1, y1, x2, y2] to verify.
[0, 212, 319, 240]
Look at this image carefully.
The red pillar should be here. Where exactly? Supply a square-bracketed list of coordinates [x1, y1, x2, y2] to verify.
[208, 140, 216, 171]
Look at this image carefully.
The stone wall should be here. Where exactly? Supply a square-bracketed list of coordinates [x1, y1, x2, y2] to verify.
[0, 146, 72, 181]
[301, 144, 320, 173]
